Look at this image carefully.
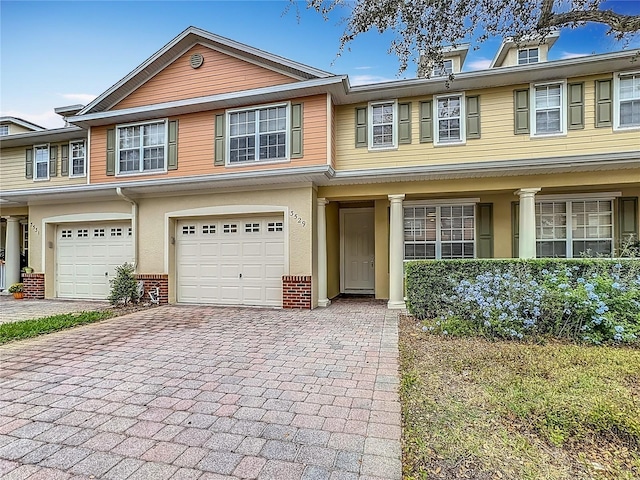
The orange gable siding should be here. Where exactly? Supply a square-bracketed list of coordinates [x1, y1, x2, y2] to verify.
[90, 94, 327, 184]
[112, 46, 298, 110]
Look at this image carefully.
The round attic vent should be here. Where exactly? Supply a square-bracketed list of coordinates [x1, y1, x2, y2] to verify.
[190, 53, 204, 69]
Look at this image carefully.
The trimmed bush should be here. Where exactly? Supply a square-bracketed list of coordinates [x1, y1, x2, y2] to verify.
[107, 263, 140, 305]
[406, 259, 640, 344]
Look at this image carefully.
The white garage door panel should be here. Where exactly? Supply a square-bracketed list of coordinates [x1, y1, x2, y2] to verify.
[57, 223, 133, 300]
[177, 216, 285, 306]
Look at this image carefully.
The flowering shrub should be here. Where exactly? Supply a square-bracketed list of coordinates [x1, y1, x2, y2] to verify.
[407, 259, 640, 345]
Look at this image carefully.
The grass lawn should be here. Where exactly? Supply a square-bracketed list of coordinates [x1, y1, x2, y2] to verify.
[399, 315, 640, 480]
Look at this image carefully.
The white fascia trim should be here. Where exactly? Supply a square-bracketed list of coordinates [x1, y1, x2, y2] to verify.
[537, 192, 622, 201]
[404, 198, 481, 206]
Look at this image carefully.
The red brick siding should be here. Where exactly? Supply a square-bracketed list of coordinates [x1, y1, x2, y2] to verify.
[23, 273, 45, 299]
[135, 274, 169, 305]
[282, 275, 312, 309]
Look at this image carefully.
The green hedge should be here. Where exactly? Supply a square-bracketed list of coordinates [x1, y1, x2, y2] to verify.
[405, 258, 638, 321]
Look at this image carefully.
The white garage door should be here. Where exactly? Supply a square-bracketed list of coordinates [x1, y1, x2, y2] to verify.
[177, 216, 285, 306]
[57, 222, 133, 300]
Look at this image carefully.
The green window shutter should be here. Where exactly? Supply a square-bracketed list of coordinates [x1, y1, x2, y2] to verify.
[167, 120, 178, 170]
[214, 114, 225, 166]
[355, 107, 367, 148]
[476, 203, 493, 258]
[290, 103, 303, 158]
[61, 144, 69, 176]
[49, 145, 58, 177]
[595, 79, 612, 128]
[514, 89, 529, 134]
[419, 101, 433, 143]
[398, 102, 411, 145]
[106, 128, 116, 176]
[511, 202, 520, 258]
[618, 197, 638, 252]
[466, 95, 481, 139]
[568, 82, 584, 130]
[25, 148, 33, 179]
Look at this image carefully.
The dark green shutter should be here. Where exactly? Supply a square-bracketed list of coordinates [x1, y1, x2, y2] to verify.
[514, 89, 529, 134]
[568, 82, 584, 130]
[398, 102, 411, 144]
[25, 148, 33, 179]
[618, 197, 638, 252]
[61, 144, 69, 176]
[290, 103, 303, 158]
[466, 95, 481, 139]
[595, 79, 612, 128]
[49, 145, 57, 177]
[476, 203, 493, 258]
[106, 128, 116, 176]
[214, 114, 225, 166]
[167, 120, 178, 170]
[419, 101, 433, 143]
[355, 107, 367, 148]
[511, 202, 520, 258]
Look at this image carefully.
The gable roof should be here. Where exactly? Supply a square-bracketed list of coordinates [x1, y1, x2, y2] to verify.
[0, 116, 45, 132]
[79, 26, 335, 116]
[490, 31, 559, 68]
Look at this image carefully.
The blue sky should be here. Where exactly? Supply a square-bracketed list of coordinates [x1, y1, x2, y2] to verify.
[1, 0, 639, 128]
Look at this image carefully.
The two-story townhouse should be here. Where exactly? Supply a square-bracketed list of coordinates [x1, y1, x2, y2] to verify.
[1, 26, 638, 308]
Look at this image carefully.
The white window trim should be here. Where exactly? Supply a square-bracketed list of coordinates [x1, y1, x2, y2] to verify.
[115, 119, 168, 177]
[226, 102, 291, 167]
[33, 143, 50, 181]
[368, 100, 398, 151]
[535, 198, 615, 258]
[518, 47, 539, 65]
[530, 80, 567, 138]
[432, 59, 453, 77]
[0, 125, 8, 136]
[613, 70, 640, 131]
[69, 139, 86, 178]
[433, 93, 466, 146]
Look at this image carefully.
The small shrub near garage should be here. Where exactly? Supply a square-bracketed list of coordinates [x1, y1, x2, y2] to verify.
[107, 263, 141, 305]
[405, 259, 640, 344]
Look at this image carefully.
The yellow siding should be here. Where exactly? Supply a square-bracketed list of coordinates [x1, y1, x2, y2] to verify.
[334, 75, 639, 171]
[0, 145, 87, 192]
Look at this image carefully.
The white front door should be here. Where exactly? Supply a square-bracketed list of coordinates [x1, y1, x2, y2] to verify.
[57, 222, 133, 299]
[341, 208, 375, 293]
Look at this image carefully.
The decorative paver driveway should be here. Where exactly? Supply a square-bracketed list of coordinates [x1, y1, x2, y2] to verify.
[0, 299, 401, 479]
[0, 296, 108, 325]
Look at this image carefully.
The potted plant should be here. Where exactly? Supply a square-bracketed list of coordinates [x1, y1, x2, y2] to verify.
[8, 283, 24, 299]
[23, 266, 33, 274]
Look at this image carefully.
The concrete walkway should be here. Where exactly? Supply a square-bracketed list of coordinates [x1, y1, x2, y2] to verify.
[0, 296, 109, 325]
[0, 299, 401, 479]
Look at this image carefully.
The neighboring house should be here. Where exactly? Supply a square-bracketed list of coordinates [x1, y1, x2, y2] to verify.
[0, 26, 638, 308]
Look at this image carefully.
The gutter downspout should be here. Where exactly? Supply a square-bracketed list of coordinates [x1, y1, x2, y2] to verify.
[116, 187, 138, 270]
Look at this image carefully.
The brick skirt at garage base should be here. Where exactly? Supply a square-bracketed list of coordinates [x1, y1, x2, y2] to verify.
[282, 275, 312, 309]
[23, 273, 45, 299]
[135, 274, 169, 305]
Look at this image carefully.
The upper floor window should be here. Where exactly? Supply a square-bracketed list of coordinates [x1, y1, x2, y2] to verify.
[531, 82, 566, 136]
[614, 72, 640, 130]
[117, 120, 166, 175]
[369, 101, 397, 149]
[34, 144, 49, 180]
[434, 94, 465, 145]
[228, 104, 288, 164]
[518, 48, 539, 65]
[432, 59, 453, 77]
[70, 140, 86, 177]
[0, 125, 8, 136]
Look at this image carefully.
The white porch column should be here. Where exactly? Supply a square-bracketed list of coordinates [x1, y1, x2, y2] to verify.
[317, 198, 330, 307]
[388, 194, 406, 309]
[5, 217, 22, 288]
[515, 188, 541, 259]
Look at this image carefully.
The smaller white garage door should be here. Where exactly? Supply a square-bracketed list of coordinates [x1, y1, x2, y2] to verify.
[57, 222, 133, 300]
[177, 216, 285, 306]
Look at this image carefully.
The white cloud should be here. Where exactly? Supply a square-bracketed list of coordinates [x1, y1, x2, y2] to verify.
[354, 66, 373, 70]
[1, 109, 65, 129]
[560, 51, 589, 59]
[466, 59, 492, 71]
[59, 93, 97, 103]
[350, 74, 397, 85]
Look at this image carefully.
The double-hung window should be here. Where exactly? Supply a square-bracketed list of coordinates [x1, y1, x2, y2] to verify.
[34, 144, 49, 180]
[0, 125, 8, 136]
[404, 204, 475, 260]
[614, 72, 640, 130]
[368, 101, 397, 149]
[518, 48, 539, 65]
[536, 199, 613, 258]
[531, 82, 565, 136]
[434, 94, 465, 145]
[432, 59, 453, 77]
[70, 140, 86, 177]
[117, 120, 166, 174]
[228, 104, 288, 164]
